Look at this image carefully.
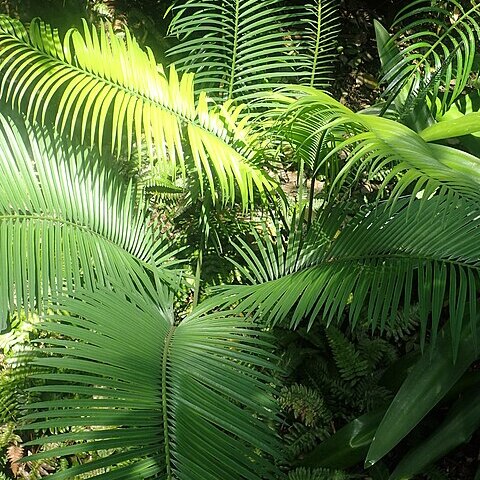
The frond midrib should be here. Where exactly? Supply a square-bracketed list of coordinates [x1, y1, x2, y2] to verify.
[227, 0, 240, 99]
[161, 324, 176, 479]
[289, 250, 480, 279]
[309, 1, 322, 87]
[387, 3, 480, 86]
[0, 211, 153, 266]
[0, 34, 242, 149]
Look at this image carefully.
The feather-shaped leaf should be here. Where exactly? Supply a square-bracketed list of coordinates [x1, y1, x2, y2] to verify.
[21, 282, 281, 479]
[378, 0, 480, 118]
[0, 15, 274, 208]
[0, 110, 179, 332]
[167, 0, 339, 106]
[211, 195, 480, 354]
[299, 1, 339, 89]
[277, 88, 480, 202]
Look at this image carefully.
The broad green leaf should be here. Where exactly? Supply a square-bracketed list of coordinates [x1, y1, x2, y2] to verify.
[390, 386, 480, 480]
[366, 323, 480, 467]
[300, 409, 386, 469]
[420, 113, 480, 142]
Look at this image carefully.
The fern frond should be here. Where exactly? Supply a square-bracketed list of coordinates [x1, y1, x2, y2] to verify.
[280, 384, 332, 427]
[326, 326, 369, 383]
[288, 467, 349, 480]
[283, 423, 330, 459]
[0, 423, 20, 448]
[381, 305, 420, 342]
[0, 15, 275, 208]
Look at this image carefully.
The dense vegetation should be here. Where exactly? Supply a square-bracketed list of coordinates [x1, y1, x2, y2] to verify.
[0, 0, 479, 478]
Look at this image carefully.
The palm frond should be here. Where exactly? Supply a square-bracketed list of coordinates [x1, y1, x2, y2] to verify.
[0, 15, 274, 208]
[167, 0, 339, 106]
[0, 110, 179, 332]
[277, 88, 480, 202]
[212, 195, 480, 354]
[20, 282, 281, 479]
[379, 0, 480, 118]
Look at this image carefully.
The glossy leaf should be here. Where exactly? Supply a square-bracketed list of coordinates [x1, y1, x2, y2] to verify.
[420, 113, 480, 142]
[300, 409, 385, 469]
[390, 386, 480, 480]
[366, 323, 480, 467]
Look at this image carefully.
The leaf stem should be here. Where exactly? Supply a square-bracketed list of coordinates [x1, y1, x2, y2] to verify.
[161, 324, 176, 479]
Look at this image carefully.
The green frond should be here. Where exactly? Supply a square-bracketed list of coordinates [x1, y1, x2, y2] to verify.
[20, 283, 281, 479]
[325, 326, 369, 384]
[0, 351, 41, 424]
[167, 0, 338, 106]
[278, 89, 480, 202]
[381, 304, 420, 342]
[0, 15, 274, 208]
[212, 194, 480, 354]
[167, 0, 300, 105]
[0, 423, 20, 448]
[288, 467, 349, 480]
[379, 0, 480, 118]
[283, 423, 329, 459]
[0, 110, 179, 331]
[280, 384, 332, 427]
[300, 1, 339, 89]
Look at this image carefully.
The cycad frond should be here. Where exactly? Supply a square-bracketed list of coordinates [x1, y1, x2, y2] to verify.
[278, 89, 480, 202]
[167, 0, 301, 105]
[0, 111, 178, 331]
[213, 195, 480, 354]
[167, 0, 339, 106]
[379, 0, 480, 118]
[0, 15, 274, 208]
[21, 283, 280, 479]
[300, 1, 339, 89]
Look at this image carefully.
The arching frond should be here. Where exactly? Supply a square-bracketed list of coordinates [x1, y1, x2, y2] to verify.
[212, 195, 480, 354]
[0, 111, 179, 332]
[378, 0, 480, 119]
[167, 0, 338, 106]
[0, 15, 275, 208]
[277, 89, 480, 202]
[21, 282, 280, 479]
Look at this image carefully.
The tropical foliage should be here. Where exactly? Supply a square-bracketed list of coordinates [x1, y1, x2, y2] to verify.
[167, 0, 339, 104]
[0, 0, 479, 479]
